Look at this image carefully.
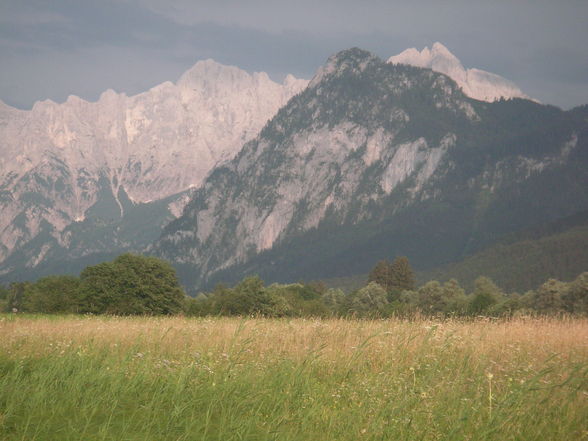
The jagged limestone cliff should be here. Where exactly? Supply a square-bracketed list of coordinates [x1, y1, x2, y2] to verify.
[0, 61, 307, 279]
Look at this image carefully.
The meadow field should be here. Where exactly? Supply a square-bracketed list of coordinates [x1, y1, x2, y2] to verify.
[0, 315, 586, 440]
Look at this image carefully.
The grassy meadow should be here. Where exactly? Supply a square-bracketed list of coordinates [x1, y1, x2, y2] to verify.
[0, 315, 587, 440]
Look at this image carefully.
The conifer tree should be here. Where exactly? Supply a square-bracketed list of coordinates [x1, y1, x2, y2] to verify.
[368, 257, 416, 293]
[367, 260, 393, 290]
[390, 256, 416, 291]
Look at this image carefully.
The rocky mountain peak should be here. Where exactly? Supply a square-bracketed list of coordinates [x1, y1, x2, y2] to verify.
[309, 48, 379, 88]
[176, 59, 253, 91]
[152, 48, 496, 288]
[430, 42, 461, 64]
[388, 42, 530, 102]
[329, 47, 378, 67]
[392, 42, 461, 70]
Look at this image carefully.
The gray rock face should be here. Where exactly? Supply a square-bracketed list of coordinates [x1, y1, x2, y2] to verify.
[388, 42, 531, 102]
[0, 60, 307, 276]
[153, 49, 588, 291]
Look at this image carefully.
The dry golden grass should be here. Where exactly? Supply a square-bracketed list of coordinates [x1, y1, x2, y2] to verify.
[2, 315, 586, 366]
[1, 315, 587, 441]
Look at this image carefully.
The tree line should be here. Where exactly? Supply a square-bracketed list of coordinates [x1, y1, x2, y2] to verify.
[1, 254, 586, 317]
[0, 254, 185, 315]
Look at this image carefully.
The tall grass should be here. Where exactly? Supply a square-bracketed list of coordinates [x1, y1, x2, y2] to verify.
[1, 315, 587, 440]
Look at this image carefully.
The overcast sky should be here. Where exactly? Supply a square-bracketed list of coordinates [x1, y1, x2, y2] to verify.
[1, 0, 587, 110]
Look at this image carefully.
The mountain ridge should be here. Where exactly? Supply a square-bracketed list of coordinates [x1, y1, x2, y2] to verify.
[388, 42, 531, 103]
[152, 48, 587, 291]
[0, 59, 308, 278]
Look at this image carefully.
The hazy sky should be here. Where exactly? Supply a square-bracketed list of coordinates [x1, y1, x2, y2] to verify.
[1, 0, 587, 109]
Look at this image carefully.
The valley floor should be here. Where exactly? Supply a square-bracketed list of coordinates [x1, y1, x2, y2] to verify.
[0, 315, 587, 440]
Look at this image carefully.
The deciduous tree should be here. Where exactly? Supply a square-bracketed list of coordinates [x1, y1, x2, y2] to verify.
[79, 254, 186, 315]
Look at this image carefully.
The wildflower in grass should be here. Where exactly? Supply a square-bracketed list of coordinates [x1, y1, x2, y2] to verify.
[409, 366, 417, 389]
[486, 372, 494, 418]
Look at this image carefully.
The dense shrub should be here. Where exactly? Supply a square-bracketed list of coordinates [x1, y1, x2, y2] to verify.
[191, 278, 326, 318]
[23, 275, 81, 313]
[350, 282, 389, 317]
[0, 254, 190, 316]
[79, 254, 186, 315]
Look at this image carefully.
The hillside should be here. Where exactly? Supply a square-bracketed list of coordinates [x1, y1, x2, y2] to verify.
[420, 211, 588, 292]
[153, 48, 588, 292]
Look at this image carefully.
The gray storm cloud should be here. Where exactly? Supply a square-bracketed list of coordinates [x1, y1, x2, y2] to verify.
[1, 0, 587, 109]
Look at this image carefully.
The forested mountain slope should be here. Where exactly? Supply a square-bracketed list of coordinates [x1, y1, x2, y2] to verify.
[153, 48, 588, 291]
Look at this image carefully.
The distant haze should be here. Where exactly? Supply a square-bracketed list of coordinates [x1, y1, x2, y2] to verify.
[1, 0, 587, 110]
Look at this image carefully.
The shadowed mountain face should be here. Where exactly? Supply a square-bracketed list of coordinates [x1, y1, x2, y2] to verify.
[152, 48, 588, 291]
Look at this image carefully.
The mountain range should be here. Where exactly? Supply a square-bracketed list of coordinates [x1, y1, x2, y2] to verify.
[0, 60, 307, 279]
[1, 43, 586, 291]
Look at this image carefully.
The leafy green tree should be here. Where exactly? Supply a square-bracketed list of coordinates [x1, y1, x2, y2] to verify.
[562, 272, 588, 314]
[23, 275, 81, 314]
[321, 288, 346, 315]
[185, 294, 210, 317]
[415, 281, 445, 314]
[519, 290, 537, 311]
[441, 279, 468, 315]
[533, 278, 567, 314]
[415, 279, 466, 316]
[205, 283, 234, 315]
[468, 277, 504, 315]
[210, 276, 290, 317]
[306, 281, 328, 296]
[266, 293, 292, 317]
[488, 293, 524, 317]
[5, 282, 31, 312]
[79, 261, 119, 314]
[79, 254, 186, 315]
[221, 276, 267, 315]
[0, 285, 8, 312]
[351, 282, 389, 317]
[265, 283, 328, 317]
